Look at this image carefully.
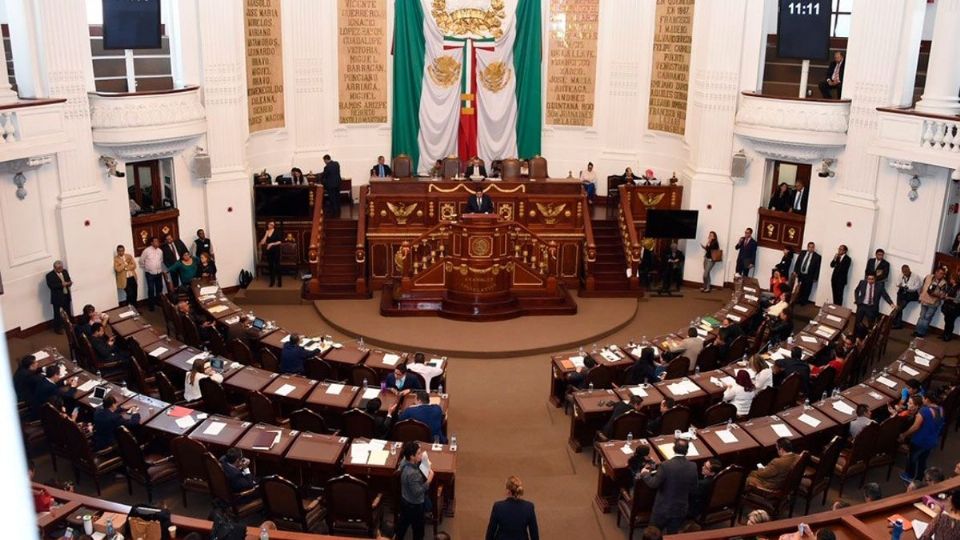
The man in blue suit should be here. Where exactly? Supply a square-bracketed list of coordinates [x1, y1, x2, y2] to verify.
[321, 154, 342, 215]
[399, 390, 446, 443]
[385, 364, 424, 395]
[279, 333, 311, 375]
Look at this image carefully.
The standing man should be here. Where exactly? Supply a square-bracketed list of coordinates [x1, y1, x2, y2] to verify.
[789, 180, 809, 215]
[139, 236, 164, 312]
[796, 242, 821, 305]
[914, 267, 948, 337]
[395, 441, 433, 540]
[829, 244, 850, 306]
[370, 155, 392, 178]
[113, 245, 137, 307]
[734, 228, 758, 277]
[892, 264, 922, 329]
[45, 260, 72, 334]
[865, 248, 890, 285]
[639, 438, 699, 533]
[466, 185, 494, 214]
[854, 272, 893, 330]
[160, 233, 189, 287]
[321, 154, 342, 215]
[818, 50, 845, 99]
[661, 242, 684, 292]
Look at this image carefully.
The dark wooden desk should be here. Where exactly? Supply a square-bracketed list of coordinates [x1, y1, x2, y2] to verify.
[305, 382, 361, 423]
[549, 351, 584, 407]
[569, 389, 619, 452]
[654, 376, 708, 404]
[110, 316, 152, 338]
[76, 381, 129, 409]
[143, 405, 204, 437]
[649, 434, 714, 464]
[814, 396, 860, 425]
[688, 370, 729, 403]
[222, 366, 278, 394]
[364, 350, 409, 378]
[323, 346, 369, 378]
[614, 384, 667, 411]
[103, 306, 139, 325]
[122, 394, 167, 425]
[899, 349, 941, 376]
[795, 332, 829, 357]
[188, 415, 252, 454]
[778, 404, 839, 448]
[595, 440, 660, 512]
[866, 372, 910, 401]
[142, 337, 187, 363]
[235, 423, 297, 477]
[342, 438, 402, 485]
[285, 432, 349, 486]
[262, 374, 318, 405]
[697, 424, 760, 467]
[127, 327, 163, 350]
[740, 415, 801, 452]
[841, 383, 893, 414]
[258, 329, 292, 352]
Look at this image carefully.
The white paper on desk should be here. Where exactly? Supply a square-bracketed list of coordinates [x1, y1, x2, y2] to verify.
[915, 356, 931, 367]
[720, 376, 735, 387]
[876, 376, 897, 388]
[208, 305, 228, 314]
[727, 314, 742, 322]
[78, 380, 99, 393]
[912, 519, 928, 538]
[186, 352, 207, 366]
[772, 348, 791, 361]
[717, 429, 738, 444]
[203, 421, 226, 436]
[744, 294, 759, 302]
[350, 443, 369, 464]
[224, 316, 240, 325]
[362, 388, 380, 400]
[118, 309, 136, 319]
[326, 383, 344, 395]
[816, 328, 834, 339]
[175, 416, 197, 430]
[914, 349, 934, 360]
[687, 442, 700, 457]
[902, 365, 920, 377]
[868, 391, 885, 401]
[733, 305, 749, 313]
[667, 380, 700, 396]
[419, 451, 432, 477]
[798, 414, 821, 428]
[274, 384, 297, 397]
[832, 400, 855, 416]
[368, 449, 390, 466]
[620, 445, 634, 455]
[569, 355, 585, 368]
[825, 314, 842, 323]
[32, 350, 50, 361]
[368, 439, 387, 451]
[149, 346, 168, 358]
[628, 386, 648, 397]
[771, 423, 793, 438]
[695, 328, 709, 338]
[383, 353, 401, 366]
[199, 285, 219, 296]
[280, 334, 291, 343]
[800, 335, 818, 344]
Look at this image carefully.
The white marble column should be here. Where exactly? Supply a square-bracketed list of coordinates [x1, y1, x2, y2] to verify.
[915, 0, 960, 115]
[288, 0, 327, 169]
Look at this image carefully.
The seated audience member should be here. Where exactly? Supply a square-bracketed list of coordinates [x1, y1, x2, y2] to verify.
[465, 156, 486, 178]
[746, 437, 800, 491]
[92, 395, 140, 451]
[775, 248, 794, 277]
[291, 167, 307, 185]
[673, 328, 703, 372]
[489, 159, 503, 178]
[602, 395, 644, 438]
[625, 348, 659, 386]
[848, 404, 874, 439]
[818, 50, 845, 99]
[716, 318, 744, 357]
[407, 352, 444, 391]
[370, 156, 392, 178]
[167, 252, 199, 286]
[767, 292, 792, 319]
[183, 359, 223, 402]
[772, 348, 811, 394]
[745, 509, 771, 525]
[177, 299, 216, 341]
[646, 398, 677, 436]
[579, 162, 597, 202]
[770, 310, 793, 343]
[861, 482, 882, 502]
[429, 159, 443, 178]
[197, 252, 217, 279]
[898, 378, 925, 409]
[14, 355, 41, 403]
[723, 370, 756, 417]
[627, 445, 658, 484]
[365, 398, 396, 439]
[194, 228, 213, 258]
[689, 457, 723, 519]
[219, 448, 258, 501]
[566, 355, 599, 390]
[30, 365, 79, 418]
[750, 355, 774, 391]
[638, 169, 660, 186]
[76, 304, 108, 339]
[769, 269, 788, 298]
[917, 488, 960, 540]
[279, 334, 311, 375]
[89, 323, 130, 364]
[910, 466, 946, 492]
[811, 341, 846, 378]
[386, 363, 424, 395]
[768, 182, 791, 212]
[398, 390, 445, 443]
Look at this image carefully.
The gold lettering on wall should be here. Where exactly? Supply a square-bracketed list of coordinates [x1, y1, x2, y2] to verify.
[545, 0, 599, 127]
[245, 0, 285, 132]
[338, 0, 388, 124]
[648, 0, 695, 136]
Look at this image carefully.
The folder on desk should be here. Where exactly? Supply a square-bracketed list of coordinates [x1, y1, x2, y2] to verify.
[252, 430, 282, 451]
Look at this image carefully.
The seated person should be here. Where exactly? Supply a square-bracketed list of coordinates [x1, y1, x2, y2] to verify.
[620, 167, 639, 184]
[398, 390, 445, 443]
[279, 333, 311, 375]
[767, 292, 792, 319]
[30, 365, 79, 418]
[769, 269, 787, 299]
[92, 395, 140, 451]
[489, 159, 503, 178]
[385, 363, 424, 395]
[407, 352, 444, 391]
[370, 155, 392, 178]
[689, 458, 723, 519]
[167, 252, 199, 285]
[464, 157, 487, 178]
[219, 448, 258, 502]
[197, 252, 217, 279]
[772, 348, 811, 395]
[812, 339, 847, 377]
[183, 359, 223, 402]
[627, 445, 657, 485]
[14, 354, 41, 404]
[672, 328, 703, 373]
[579, 162, 597, 202]
[646, 398, 677, 436]
[289, 167, 306, 185]
[429, 159, 443, 178]
[76, 304, 108, 339]
[750, 355, 774, 391]
[624, 348, 659, 386]
[638, 168, 660, 186]
[660, 243, 684, 292]
[466, 185, 494, 214]
[862, 482, 882, 502]
[567, 355, 599, 390]
[898, 378, 924, 409]
[520, 160, 529, 176]
[602, 395, 644, 438]
[177, 299, 216, 341]
[770, 310, 793, 343]
[716, 318, 745, 357]
[88, 322, 130, 364]
[848, 403, 874, 439]
[366, 397, 397, 439]
[723, 370, 756, 417]
[746, 437, 800, 491]
[768, 183, 791, 212]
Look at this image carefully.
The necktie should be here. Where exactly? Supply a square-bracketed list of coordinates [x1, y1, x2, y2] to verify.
[802, 253, 810, 273]
[171, 243, 179, 260]
[477, 195, 482, 208]
[867, 284, 873, 304]
[795, 191, 802, 210]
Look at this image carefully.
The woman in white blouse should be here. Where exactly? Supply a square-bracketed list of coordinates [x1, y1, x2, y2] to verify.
[723, 370, 757, 417]
[183, 359, 223, 402]
[750, 355, 774, 391]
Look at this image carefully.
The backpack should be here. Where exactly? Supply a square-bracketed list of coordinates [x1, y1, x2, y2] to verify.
[238, 269, 254, 289]
[209, 505, 246, 540]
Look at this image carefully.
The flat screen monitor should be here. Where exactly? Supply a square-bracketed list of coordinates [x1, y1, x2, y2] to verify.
[645, 210, 699, 239]
[777, 0, 832, 60]
[254, 187, 312, 218]
[102, 0, 163, 50]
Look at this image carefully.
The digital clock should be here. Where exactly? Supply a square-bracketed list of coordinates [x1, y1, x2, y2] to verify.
[777, 0, 831, 60]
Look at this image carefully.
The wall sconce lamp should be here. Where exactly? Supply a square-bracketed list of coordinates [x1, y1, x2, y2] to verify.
[908, 174, 921, 201]
[12, 171, 26, 200]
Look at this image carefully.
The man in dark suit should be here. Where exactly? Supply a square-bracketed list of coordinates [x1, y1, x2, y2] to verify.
[854, 272, 893, 329]
[92, 395, 140, 451]
[829, 244, 851, 305]
[818, 51, 845, 99]
[689, 457, 723, 520]
[219, 448, 259, 502]
[365, 398, 397, 439]
[796, 242, 821, 305]
[789, 180, 809, 215]
[773, 348, 811, 395]
[370, 155, 392, 178]
[45, 260, 72, 334]
[602, 395, 644, 438]
[398, 390, 446, 443]
[865, 248, 890, 285]
[13, 355, 41, 404]
[279, 333, 311, 375]
[89, 323, 130, 364]
[385, 363, 424, 395]
[734, 228, 758, 277]
[30, 365, 78, 418]
[639, 438, 699, 533]
[774, 248, 794, 278]
[465, 157, 487, 178]
[321, 154, 342, 214]
[638, 243, 657, 289]
[466, 186, 494, 214]
[161, 233, 189, 287]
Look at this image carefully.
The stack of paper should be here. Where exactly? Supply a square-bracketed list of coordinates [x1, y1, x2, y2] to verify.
[733, 305, 749, 313]
[901, 365, 920, 377]
[816, 327, 835, 339]
[620, 445, 634, 455]
[727, 314, 742, 322]
[695, 328, 709, 338]
[914, 356, 931, 367]
[876, 376, 897, 388]
[744, 294, 759, 302]
[362, 388, 381, 400]
[350, 443, 370, 464]
[825, 314, 843, 323]
[667, 380, 700, 396]
[186, 352, 208, 366]
[383, 354, 401, 366]
[199, 285, 219, 296]
[832, 400, 855, 416]
[569, 356, 585, 368]
[797, 414, 821, 428]
[717, 430, 738, 444]
[771, 423, 793, 437]
[868, 391, 885, 401]
[33, 350, 50, 361]
[209, 305, 228, 314]
[175, 416, 197, 430]
[628, 386, 648, 397]
[914, 349, 934, 360]
[149, 347, 168, 358]
[274, 384, 297, 397]
[78, 380, 99, 393]
[800, 335, 818, 344]
[326, 384, 345, 395]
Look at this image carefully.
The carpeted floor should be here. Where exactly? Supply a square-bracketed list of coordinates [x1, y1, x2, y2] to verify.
[9, 286, 959, 539]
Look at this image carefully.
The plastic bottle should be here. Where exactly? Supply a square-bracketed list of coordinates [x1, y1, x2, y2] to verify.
[450, 433, 458, 450]
[260, 526, 270, 540]
[626, 432, 633, 444]
[891, 519, 903, 540]
[438, 384, 444, 395]
[588, 382, 594, 392]
[105, 518, 115, 538]
[362, 378, 368, 388]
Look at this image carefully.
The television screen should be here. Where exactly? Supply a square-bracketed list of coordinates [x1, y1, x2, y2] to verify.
[255, 187, 312, 218]
[777, 0, 831, 60]
[645, 210, 699, 239]
[102, 0, 162, 50]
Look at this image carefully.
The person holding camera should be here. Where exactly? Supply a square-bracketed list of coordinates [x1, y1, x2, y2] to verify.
[914, 267, 948, 337]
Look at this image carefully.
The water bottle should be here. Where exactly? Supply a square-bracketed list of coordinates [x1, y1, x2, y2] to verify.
[450, 433, 458, 450]
[588, 382, 594, 392]
[358, 336, 365, 350]
[726, 418, 733, 430]
[891, 519, 903, 540]
[362, 378, 368, 388]
[578, 345, 585, 356]
[260, 526, 270, 540]
[804, 398, 811, 409]
[105, 518, 114, 538]
[592, 343, 598, 353]
[380, 380, 386, 391]
[695, 365, 700, 376]
[626, 432, 633, 444]
[438, 384, 444, 395]
[64, 528, 74, 539]
[96, 369, 102, 380]
[674, 429, 682, 438]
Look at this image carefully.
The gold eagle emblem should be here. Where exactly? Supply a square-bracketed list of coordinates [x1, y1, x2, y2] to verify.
[479, 61, 511, 93]
[386, 202, 419, 225]
[535, 202, 566, 225]
[432, 0, 505, 39]
[428, 56, 461, 88]
[637, 193, 665, 207]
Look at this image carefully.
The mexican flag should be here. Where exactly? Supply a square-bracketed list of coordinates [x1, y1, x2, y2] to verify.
[392, 0, 542, 174]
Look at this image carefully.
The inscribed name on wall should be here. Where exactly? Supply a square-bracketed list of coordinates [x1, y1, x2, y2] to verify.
[245, 0, 285, 132]
[338, 0, 388, 124]
[648, 0, 695, 136]
[545, 0, 599, 127]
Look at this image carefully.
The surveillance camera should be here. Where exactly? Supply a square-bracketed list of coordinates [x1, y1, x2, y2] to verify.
[817, 159, 835, 178]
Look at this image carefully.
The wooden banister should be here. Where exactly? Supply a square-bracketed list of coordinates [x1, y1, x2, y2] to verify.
[618, 184, 641, 288]
[355, 185, 369, 295]
[581, 193, 597, 291]
[304, 185, 325, 297]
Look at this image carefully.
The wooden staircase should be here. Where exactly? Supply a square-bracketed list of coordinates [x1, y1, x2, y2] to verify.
[309, 218, 370, 299]
[583, 218, 637, 296]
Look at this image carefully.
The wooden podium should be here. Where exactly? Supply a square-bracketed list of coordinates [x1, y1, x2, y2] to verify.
[381, 214, 577, 321]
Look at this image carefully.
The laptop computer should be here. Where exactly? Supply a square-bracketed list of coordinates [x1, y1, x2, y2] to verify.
[88, 385, 109, 407]
[210, 357, 225, 372]
[251, 318, 266, 330]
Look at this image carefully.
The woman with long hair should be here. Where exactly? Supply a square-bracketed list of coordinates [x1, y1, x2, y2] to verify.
[183, 360, 222, 402]
[259, 221, 283, 287]
[700, 231, 720, 292]
[723, 370, 757, 417]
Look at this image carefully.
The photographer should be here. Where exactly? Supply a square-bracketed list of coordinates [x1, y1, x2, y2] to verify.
[914, 267, 948, 338]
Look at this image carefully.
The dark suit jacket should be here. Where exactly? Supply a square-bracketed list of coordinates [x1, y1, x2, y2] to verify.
[624, 360, 658, 386]
[45, 270, 71, 305]
[735, 238, 758, 271]
[796, 251, 821, 282]
[321, 160, 342, 190]
[768, 191, 791, 212]
[279, 343, 310, 375]
[14, 367, 41, 403]
[825, 60, 845, 85]
[466, 194, 495, 214]
[373, 414, 394, 439]
[465, 164, 488, 178]
[92, 406, 140, 451]
[370, 163, 392, 177]
[788, 188, 809, 214]
[775, 252, 794, 277]
[689, 475, 715, 519]
[776, 358, 811, 394]
[485, 498, 539, 540]
[854, 280, 893, 309]
[642, 456, 699, 521]
[90, 335, 118, 362]
[603, 401, 634, 438]
[865, 258, 891, 283]
[385, 373, 424, 393]
[639, 248, 656, 272]
[830, 254, 851, 285]
[30, 378, 76, 416]
[398, 403, 445, 443]
[161, 239, 189, 267]
[220, 457, 257, 493]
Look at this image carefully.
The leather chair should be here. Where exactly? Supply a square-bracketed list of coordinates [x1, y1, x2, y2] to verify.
[616, 477, 656, 540]
[529, 156, 548, 180]
[170, 436, 209, 507]
[39, 403, 71, 472]
[695, 345, 721, 373]
[128, 356, 158, 397]
[748, 387, 777, 419]
[701, 402, 738, 427]
[725, 336, 748, 364]
[325, 474, 383, 537]
[808, 366, 836, 403]
[63, 418, 122, 495]
[227, 338, 254, 366]
[798, 435, 843, 514]
[159, 297, 178, 339]
[350, 365, 379, 388]
[834, 421, 879, 496]
[698, 465, 747, 527]
[392, 155, 413, 180]
[203, 452, 262, 518]
[442, 157, 461, 180]
[61, 307, 81, 361]
[260, 349, 280, 372]
[248, 391, 288, 426]
[180, 315, 204, 349]
[341, 409, 376, 439]
[164, 298, 184, 341]
[593, 410, 647, 465]
[773, 373, 802, 412]
[500, 159, 521, 180]
[663, 356, 690, 380]
[868, 415, 908, 480]
[199, 377, 248, 418]
[115, 426, 177, 503]
[261, 475, 325, 532]
[741, 451, 809, 518]
[207, 330, 228, 358]
[290, 408, 336, 435]
[656, 405, 692, 435]
[305, 357, 335, 382]
[156, 371, 187, 406]
[390, 418, 432, 443]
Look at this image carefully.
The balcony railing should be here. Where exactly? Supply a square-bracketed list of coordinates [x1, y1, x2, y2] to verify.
[871, 107, 959, 168]
[734, 92, 850, 160]
[0, 98, 69, 164]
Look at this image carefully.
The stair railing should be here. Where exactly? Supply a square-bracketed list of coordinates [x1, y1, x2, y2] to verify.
[618, 184, 641, 288]
[304, 184, 325, 297]
[581, 193, 597, 291]
[355, 186, 369, 295]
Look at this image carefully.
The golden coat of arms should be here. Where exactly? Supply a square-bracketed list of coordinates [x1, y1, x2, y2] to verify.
[428, 56, 461, 87]
[535, 202, 566, 225]
[432, 0, 506, 39]
[387, 202, 419, 225]
[479, 61, 511, 92]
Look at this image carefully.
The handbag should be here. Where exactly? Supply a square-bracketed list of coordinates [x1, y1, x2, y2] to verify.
[711, 249, 723, 263]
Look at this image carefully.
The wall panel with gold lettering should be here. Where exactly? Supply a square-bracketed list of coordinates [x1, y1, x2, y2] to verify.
[647, 0, 695, 135]
[545, 0, 600, 127]
[244, 0, 285, 132]
[337, 0, 388, 124]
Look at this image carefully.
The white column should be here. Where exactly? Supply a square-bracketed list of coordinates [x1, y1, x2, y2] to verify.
[915, 0, 960, 115]
[289, 0, 326, 169]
